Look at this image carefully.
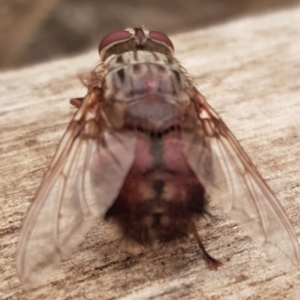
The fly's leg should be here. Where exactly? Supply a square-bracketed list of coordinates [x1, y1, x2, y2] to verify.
[191, 222, 222, 270]
[70, 97, 84, 108]
[70, 86, 103, 109]
[70, 71, 102, 109]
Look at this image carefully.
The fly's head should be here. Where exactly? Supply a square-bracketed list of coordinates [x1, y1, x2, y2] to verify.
[99, 27, 174, 61]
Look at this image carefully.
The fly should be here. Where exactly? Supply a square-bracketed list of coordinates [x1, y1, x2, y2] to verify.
[16, 27, 300, 288]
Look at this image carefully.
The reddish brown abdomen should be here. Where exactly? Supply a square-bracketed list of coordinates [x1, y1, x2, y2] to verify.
[105, 131, 207, 245]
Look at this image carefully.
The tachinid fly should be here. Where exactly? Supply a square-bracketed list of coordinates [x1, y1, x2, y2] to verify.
[17, 27, 300, 288]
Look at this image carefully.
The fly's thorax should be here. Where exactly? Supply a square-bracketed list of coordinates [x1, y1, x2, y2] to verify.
[101, 50, 194, 130]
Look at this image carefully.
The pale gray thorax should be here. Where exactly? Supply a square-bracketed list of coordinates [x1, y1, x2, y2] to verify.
[101, 51, 192, 130]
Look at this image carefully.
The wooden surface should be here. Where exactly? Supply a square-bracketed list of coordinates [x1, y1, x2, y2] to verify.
[1, 6, 300, 300]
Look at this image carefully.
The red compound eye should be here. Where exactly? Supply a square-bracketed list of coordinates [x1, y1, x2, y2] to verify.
[149, 31, 174, 50]
[99, 30, 132, 53]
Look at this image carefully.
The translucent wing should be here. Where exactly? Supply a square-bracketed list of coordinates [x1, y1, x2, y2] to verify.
[182, 87, 299, 271]
[16, 89, 136, 288]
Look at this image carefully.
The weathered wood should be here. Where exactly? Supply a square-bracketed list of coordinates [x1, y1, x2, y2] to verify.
[1, 7, 300, 300]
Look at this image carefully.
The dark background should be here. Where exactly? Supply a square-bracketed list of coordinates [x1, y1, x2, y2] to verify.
[1, 0, 299, 70]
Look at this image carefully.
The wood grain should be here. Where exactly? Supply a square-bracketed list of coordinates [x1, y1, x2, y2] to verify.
[1, 6, 300, 300]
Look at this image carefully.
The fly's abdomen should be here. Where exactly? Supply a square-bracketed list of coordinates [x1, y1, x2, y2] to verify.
[105, 131, 207, 245]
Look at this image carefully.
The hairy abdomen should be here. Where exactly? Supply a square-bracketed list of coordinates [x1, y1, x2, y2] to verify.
[105, 130, 207, 245]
